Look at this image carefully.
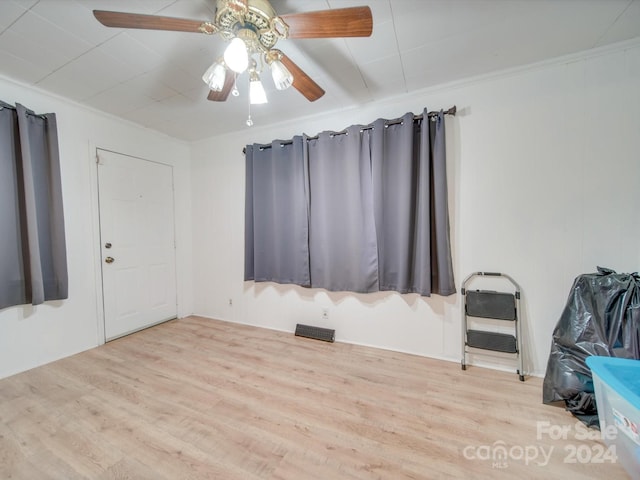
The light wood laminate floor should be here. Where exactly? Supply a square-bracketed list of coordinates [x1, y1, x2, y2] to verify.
[0, 316, 630, 479]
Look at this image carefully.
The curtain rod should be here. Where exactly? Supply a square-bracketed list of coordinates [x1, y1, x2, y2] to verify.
[0, 102, 49, 120]
[245, 106, 456, 153]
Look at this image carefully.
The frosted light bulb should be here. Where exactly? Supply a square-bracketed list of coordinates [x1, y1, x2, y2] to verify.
[224, 38, 249, 74]
[249, 78, 268, 105]
[202, 62, 226, 91]
[270, 59, 293, 90]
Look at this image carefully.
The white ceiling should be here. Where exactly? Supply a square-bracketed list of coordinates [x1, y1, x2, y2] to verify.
[1, 0, 639, 141]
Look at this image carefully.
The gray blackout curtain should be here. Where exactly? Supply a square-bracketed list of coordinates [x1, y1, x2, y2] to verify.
[245, 136, 311, 286]
[0, 101, 68, 309]
[245, 108, 455, 297]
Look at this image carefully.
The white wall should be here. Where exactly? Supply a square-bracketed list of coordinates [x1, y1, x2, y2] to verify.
[190, 40, 640, 377]
[0, 76, 193, 379]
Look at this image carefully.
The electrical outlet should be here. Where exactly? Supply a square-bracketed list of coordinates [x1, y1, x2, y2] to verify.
[322, 308, 329, 320]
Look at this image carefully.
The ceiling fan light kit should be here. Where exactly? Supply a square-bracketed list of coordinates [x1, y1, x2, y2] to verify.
[93, 0, 373, 126]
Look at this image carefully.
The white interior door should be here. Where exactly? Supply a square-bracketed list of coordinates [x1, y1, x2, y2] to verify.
[97, 149, 177, 340]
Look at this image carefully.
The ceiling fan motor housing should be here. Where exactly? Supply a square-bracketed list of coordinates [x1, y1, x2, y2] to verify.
[215, 0, 285, 51]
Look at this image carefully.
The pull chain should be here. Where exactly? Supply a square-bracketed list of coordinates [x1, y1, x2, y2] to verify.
[246, 84, 253, 127]
[232, 73, 239, 97]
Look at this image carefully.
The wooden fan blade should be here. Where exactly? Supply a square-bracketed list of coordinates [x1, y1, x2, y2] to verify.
[279, 53, 325, 102]
[280, 7, 372, 39]
[93, 10, 213, 34]
[207, 71, 235, 102]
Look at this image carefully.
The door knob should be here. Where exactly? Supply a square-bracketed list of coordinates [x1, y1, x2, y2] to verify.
[105, 256, 115, 264]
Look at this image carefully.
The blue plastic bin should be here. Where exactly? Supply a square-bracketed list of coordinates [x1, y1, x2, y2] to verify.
[586, 356, 640, 479]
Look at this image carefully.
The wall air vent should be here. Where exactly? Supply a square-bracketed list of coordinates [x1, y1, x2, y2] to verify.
[294, 324, 335, 343]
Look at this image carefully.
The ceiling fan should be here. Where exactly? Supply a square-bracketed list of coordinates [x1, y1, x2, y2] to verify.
[93, 0, 373, 108]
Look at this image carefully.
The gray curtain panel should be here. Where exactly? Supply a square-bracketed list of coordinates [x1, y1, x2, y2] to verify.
[307, 125, 379, 293]
[428, 110, 456, 296]
[371, 108, 455, 296]
[244, 137, 311, 286]
[371, 111, 425, 293]
[0, 103, 26, 308]
[244, 109, 455, 297]
[0, 102, 67, 309]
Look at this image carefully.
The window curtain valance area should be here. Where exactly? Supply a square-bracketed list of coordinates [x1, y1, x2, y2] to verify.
[0, 101, 68, 309]
[244, 108, 455, 297]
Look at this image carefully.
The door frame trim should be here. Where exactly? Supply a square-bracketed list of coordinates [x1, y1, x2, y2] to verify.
[89, 144, 178, 344]
[89, 142, 106, 345]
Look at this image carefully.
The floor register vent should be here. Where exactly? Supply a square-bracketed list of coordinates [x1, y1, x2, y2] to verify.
[295, 324, 335, 343]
